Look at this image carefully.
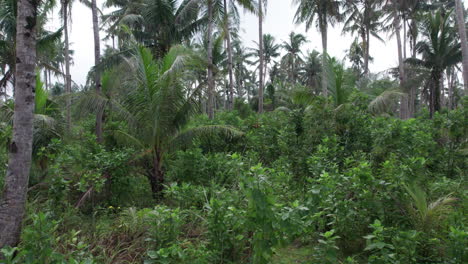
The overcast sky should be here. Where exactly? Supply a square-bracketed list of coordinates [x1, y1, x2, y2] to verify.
[46, 0, 467, 86]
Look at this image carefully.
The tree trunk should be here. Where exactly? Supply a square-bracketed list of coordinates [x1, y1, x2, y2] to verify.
[393, 2, 408, 119]
[207, 0, 215, 119]
[62, 0, 72, 131]
[363, 29, 370, 75]
[148, 152, 164, 200]
[258, 2, 264, 113]
[224, 0, 234, 110]
[320, 22, 328, 97]
[430, 70, 442, 118]
[455, 0, 468, 94]
[91, 0, 103, 143]
[0, 0, 38, 248]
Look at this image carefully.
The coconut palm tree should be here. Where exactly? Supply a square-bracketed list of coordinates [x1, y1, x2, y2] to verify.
[221, 0, 254, 110]
[455, 0, 468, 94]
[257, 0, 267, 113]
[249, 34, 281, 92]
[112, 45, 241, 198]
[293, 0, 342, 97]
[90, 0, 103, 143]
[407, 10, 462, 117]
[0, 0, 39, 248]
[60, 0, 72, 131]
[281, 32, 307, 84]
[342, 0, 384, 75]
[300, 50, 322, 94]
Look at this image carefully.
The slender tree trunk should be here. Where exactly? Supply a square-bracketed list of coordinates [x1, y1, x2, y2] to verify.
[320, 22, 328, 97]
[393, 3, 407, 119]
[403, 17, 407, 60]
[431, 70, 442, 117]
[223, 0, 234, 110]
[0, 0, 38, 248]
[91, 0, 103, 143]
[44, 70, 48, 91]
[207, 0, 215, 119]
[455, 0, 468, 94]
[363, 29, 370, 75]
[62, 0, 72, 131]
[258, 1, 264, 113]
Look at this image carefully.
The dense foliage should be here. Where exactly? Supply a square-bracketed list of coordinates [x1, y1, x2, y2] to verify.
[0, 0, 467, 263]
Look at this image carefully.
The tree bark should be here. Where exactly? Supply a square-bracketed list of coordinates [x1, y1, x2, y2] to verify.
[91, 0, 103, 143]
[363, 29, 370, 75]
[320, 21, 328, 97]
[207, 0, 215, 119]
[258, 1, 264, 113]
[62, 0, 72, 131]
[0, 0, 38, 248]
[224, 0, 234, 110]
[455, 0, 468, 94]
[393, 2, 408, 119]
[148, 152, 164, 200]
[430, 70, 442, 118]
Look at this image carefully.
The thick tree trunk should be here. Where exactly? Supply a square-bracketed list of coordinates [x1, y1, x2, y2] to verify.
[0, 0, 37, 248]
[320, 22, 328, 97]
[148, 153, 164, 200]
[258, 2, 264, 113]
[224, 0, 234, 110]
[207, 0, 215, 119]
[91, 0, 103, 143]
[62, 1, 72, 131]
[455, 0, 468, 94]
[393, 2, 408, 119]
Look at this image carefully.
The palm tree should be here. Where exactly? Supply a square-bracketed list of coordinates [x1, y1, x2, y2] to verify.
[249, 34, 280, 93]
[342, 0, 383, 75]
[281, 32, 307, 83]
[258, 0, 267, 113]
[294, 0, 341, 97]
[455, 0, 468, 94]
[61, 0, 72, 131]
[0, 0, 38, 248]
[91, 0, 103, 143]
[222, 0, 254, 110]
[112, 45, 240, 198]
[300, 50, 322, 94]
[407, 10, 462, 117]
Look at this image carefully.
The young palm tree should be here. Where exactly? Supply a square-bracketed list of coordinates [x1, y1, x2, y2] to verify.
[407, 10, 462, 117]
[113, 45, 241, 198]
[294, 0, 341, 97]
[281, 32, 307, 84]
[0, 0, 38, 248]
[300, 50, 322, 94]
[455, 0, 468, 94]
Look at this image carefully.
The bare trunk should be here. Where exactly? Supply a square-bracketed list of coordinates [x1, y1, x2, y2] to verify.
[91, 0, 103, 143]
[148, 152, 164, 200]
[321, 22, 328, 97]
[207, 0, 215, 119]
[363, 29, 370, 75]
[0, 0, 37, 248]
[258, 2, 264, 113]
[455, 0, 468, 94]
[431, 71, 442, 117]
[224, 0, 234, 110]
[63, 1, 72, 131]
[393, 3, 408, 119]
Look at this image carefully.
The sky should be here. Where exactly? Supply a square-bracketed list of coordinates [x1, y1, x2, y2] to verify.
[45, 0, 468, 86]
